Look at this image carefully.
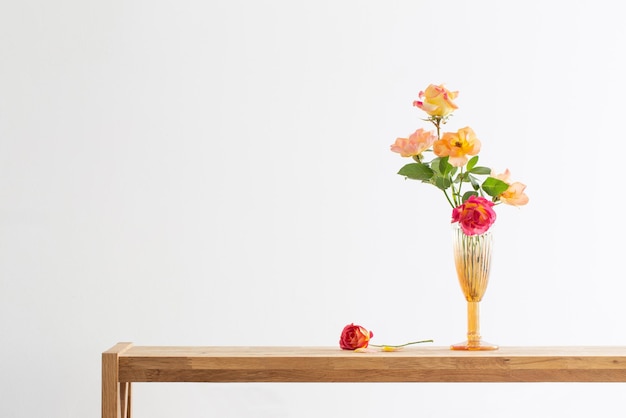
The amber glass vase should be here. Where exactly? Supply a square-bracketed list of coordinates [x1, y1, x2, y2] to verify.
[450, 224, 498, 351]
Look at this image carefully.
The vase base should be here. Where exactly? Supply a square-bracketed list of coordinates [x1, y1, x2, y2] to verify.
[450, 340, 499, 351]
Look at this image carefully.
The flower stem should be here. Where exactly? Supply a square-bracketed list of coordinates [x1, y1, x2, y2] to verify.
[443, 189, 455, 209]
[429, 117, 441, 139]
[455, 166, 465, 206]
[370, 339, 434, 348]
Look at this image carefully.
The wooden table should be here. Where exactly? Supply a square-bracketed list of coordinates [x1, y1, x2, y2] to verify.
[102, 343, 626, 418]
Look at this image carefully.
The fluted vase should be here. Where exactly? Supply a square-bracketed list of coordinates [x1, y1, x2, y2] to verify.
[450, 224, 498, 351]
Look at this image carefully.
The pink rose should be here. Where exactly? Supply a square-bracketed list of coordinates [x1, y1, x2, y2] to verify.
[339, 324, 373, 350]
[451, 196, 497, 235]
[390, 128, 437, 158]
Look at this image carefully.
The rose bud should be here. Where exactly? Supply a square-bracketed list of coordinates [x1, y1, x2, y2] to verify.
[339, 323, 373, 350]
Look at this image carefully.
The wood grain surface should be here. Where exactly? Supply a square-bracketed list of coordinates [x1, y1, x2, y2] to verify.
[110, 345, 626, 383]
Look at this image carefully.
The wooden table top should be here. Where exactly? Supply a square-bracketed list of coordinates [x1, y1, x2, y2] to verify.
[105, 344, 626, 383]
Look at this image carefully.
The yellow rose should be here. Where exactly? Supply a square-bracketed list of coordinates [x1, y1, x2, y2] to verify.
[413, 84, 459, 117]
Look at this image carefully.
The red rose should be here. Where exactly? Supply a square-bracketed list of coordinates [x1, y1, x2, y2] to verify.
[451, 195, 496, 236]
[339, 323, 373, 350]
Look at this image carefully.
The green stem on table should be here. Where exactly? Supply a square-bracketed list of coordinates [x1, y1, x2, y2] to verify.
[370, 339, 434, 348]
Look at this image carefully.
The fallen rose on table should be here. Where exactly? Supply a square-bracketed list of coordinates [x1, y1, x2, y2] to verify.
[339, 323, 433, 352]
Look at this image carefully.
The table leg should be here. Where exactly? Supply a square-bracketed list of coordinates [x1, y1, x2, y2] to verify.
[102, 343, 133, 418]
[120, 382, 131, 418]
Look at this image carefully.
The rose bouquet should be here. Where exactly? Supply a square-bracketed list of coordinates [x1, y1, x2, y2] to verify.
[390, 84, 529, 235]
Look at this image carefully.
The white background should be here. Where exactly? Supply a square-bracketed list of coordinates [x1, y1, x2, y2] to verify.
[1, 0, 625, 417]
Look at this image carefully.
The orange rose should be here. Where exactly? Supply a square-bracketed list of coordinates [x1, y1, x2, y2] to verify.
[500, 182, 529, 206]
[339, 323, 373, 350]
[492, 169, 529, 206]
[413, 84, 459, 117]
[451, 196, 496, 235]
[433, 126, 481, 167]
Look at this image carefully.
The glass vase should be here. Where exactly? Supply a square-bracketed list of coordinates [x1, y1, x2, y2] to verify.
[450, 224, 498, 351]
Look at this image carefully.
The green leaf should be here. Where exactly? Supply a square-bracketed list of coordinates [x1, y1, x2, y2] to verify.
[462, 191, 478, 202]
[434, 175, 452, 191]
[470, 166, 492, 175]
[482, 177, 509, 197]
[466, 156, 479, 171]
[430, 157, 444, 175]
[468, 174, 481, 190]
[398, 163, 434, 181]
[431, 157, 454, 177]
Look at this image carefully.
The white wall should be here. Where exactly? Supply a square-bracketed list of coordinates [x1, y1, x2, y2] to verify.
[1, 0, 625, 417]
